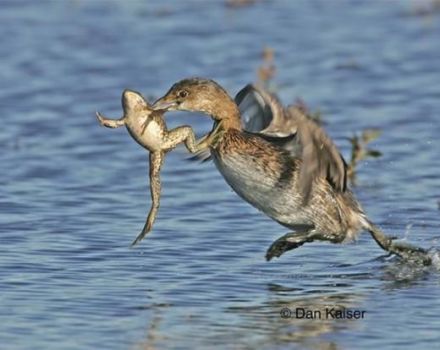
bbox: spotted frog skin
[96,89,220,245]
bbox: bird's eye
[178,90,188,98]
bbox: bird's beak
[152,97,177,111]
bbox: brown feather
[235,84,347,203]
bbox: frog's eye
[178,90,188,98]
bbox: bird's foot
[390,241,431,266]
[266,232,311,261]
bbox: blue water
[1,0,440,349]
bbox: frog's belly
[126,120,163,152]
[212,152,311,229]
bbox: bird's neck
[209,96,242,131]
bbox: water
[1,0,440,349]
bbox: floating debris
[153,6,173,17]
[335,59,362,71]
[256,46,276,90]
[225,0,256,9]
[407,0,440,17]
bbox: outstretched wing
[287,106,347,201]
[236,84,347,201]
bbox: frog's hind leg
[131,151,164,246]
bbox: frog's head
[122,89,150,116]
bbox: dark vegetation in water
[407,0,440,17]
[346,129,383,183]
[225,0,257,9]
[256,46,276,90]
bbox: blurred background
[1,0,440,349]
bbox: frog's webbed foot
[96,112,125,128]
[131,227,148,247]
[187,148,212,163]
[186,129,219,162]
[131,215,156,246]
[266,229,316,261]
[131,152,163,247]
[206,120,226,146]
[189,120,226,155]
[193,134,210,152]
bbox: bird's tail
[365,220,431,265]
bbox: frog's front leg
[131,151,164,246]
[96,112,125,128]
[161,126,205,153]
[182,121,226,151]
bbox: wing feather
[236,85,347,201]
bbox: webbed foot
[390,241,431,266]
[367,223,431,265]
[266,231,313,261]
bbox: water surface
[1,1,440,349]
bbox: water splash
[427,248,440,270]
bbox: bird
[152,78,431,265]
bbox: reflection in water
[136,304,169,350]
[135,256,439,349]
[227,288,364,350]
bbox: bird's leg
[96,112,125,128]
[266,229,317,261]
[131,151,164,246]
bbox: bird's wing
[286,106,347,201]
[236,85,347,201]
[235,84,285,133]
